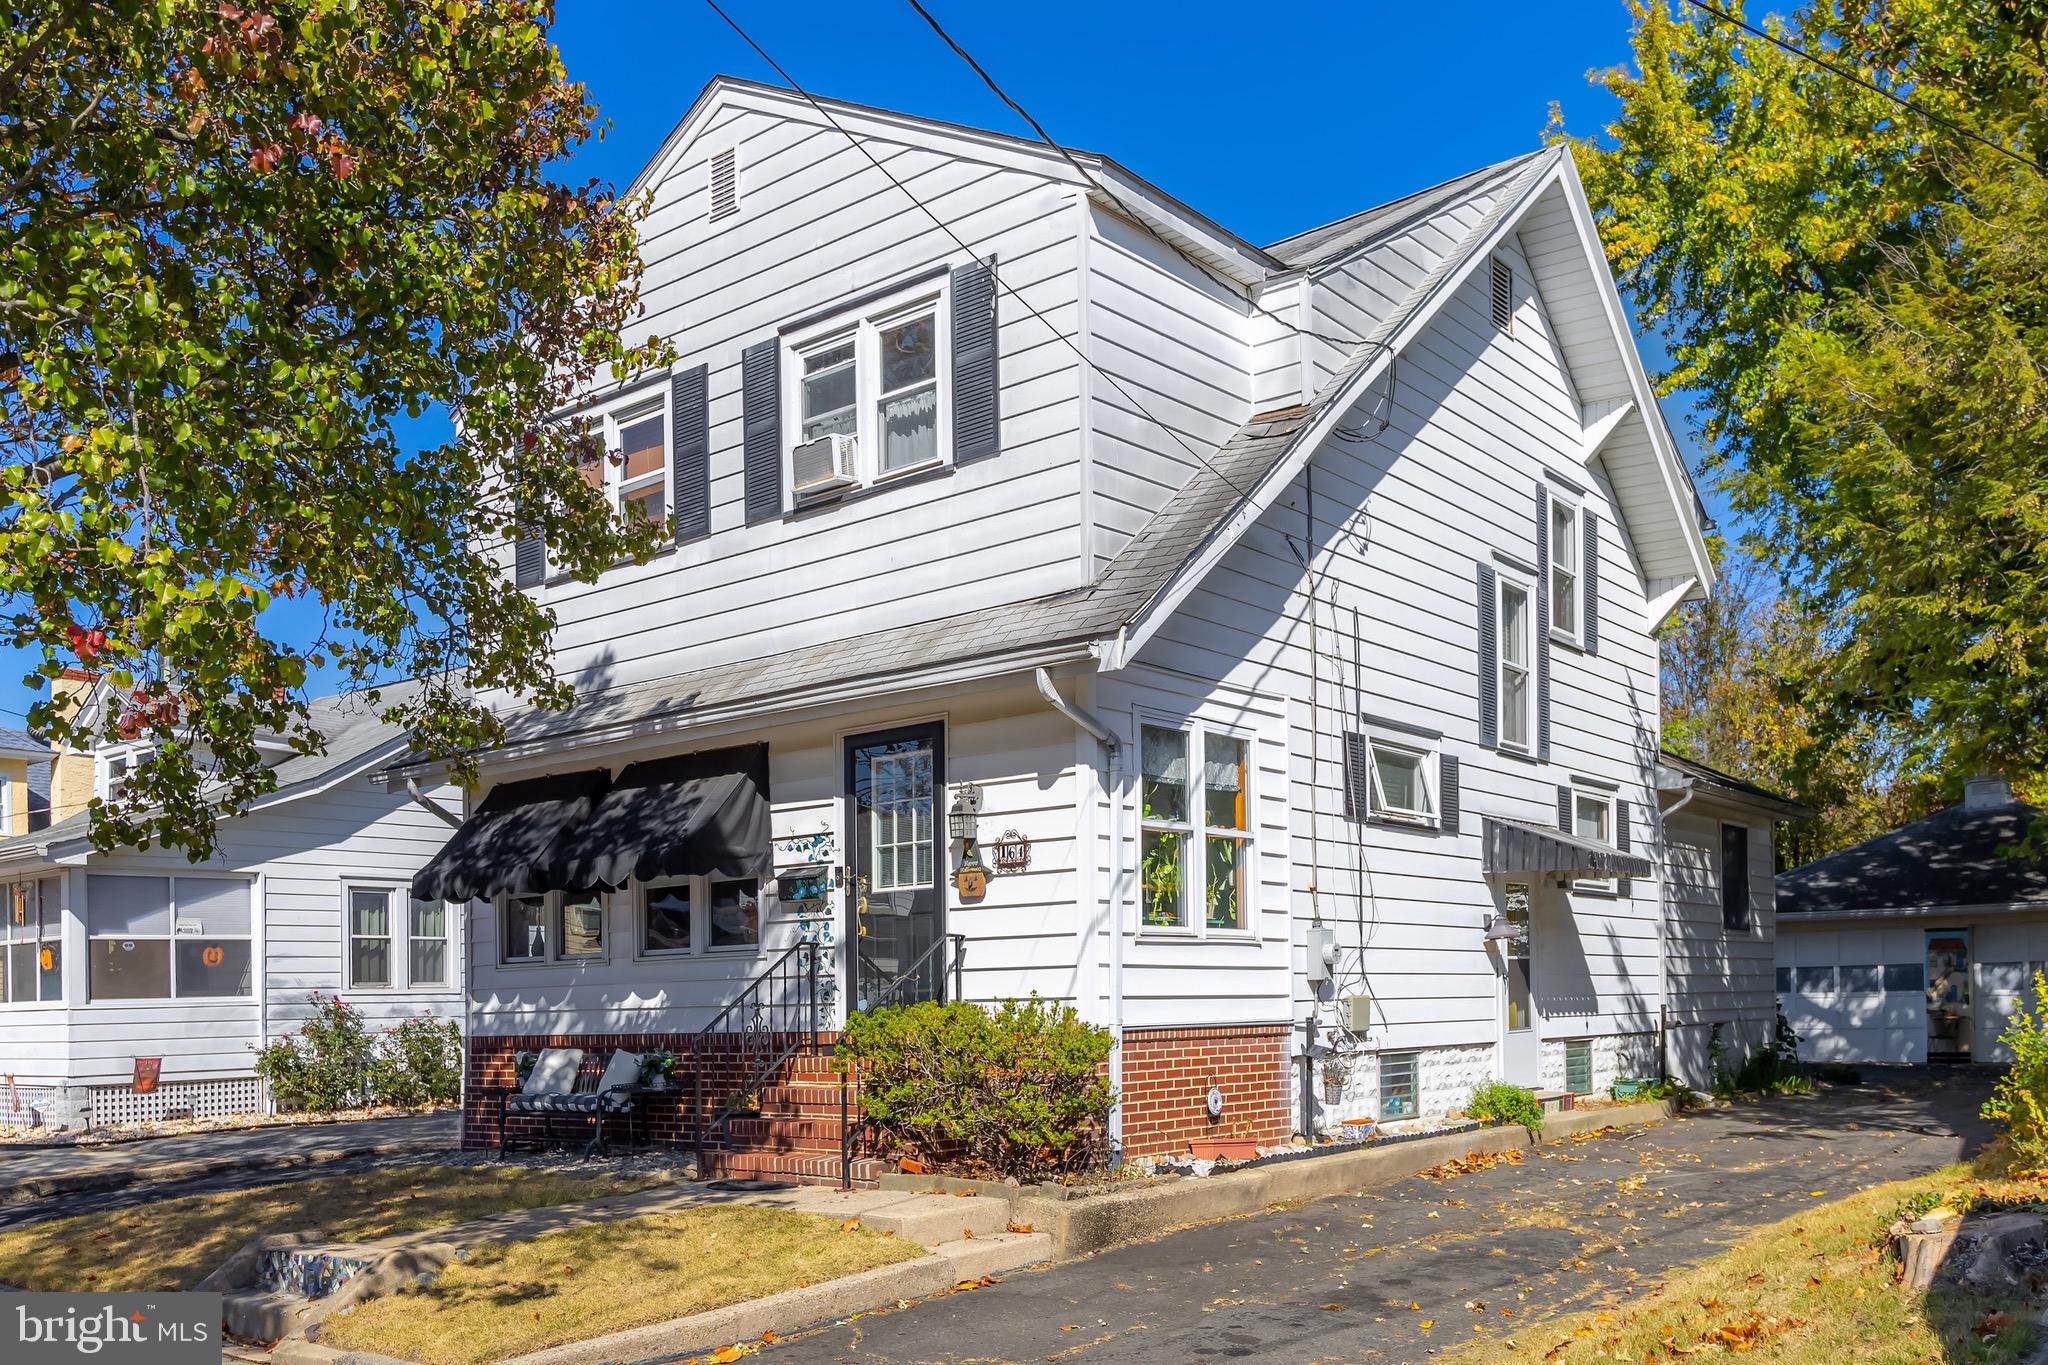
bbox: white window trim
[1363,733,1438,828]
[1570,785,1619,894]
[0,772,11,837]
[1495,570,1536,755]
[548,386,672,577]
[84,873,255,1002]
[95,741,153,802]
[1,877,63,1007]
[630,873,765,962]
[784,277,952,500]
[1548,490,1582,646]
[1135,714,1257,940]
[341,881,452,990]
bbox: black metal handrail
[861,932,966,1014]
[691,937,821,1172]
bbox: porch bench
[496,1047,644,1158]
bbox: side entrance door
[1500,881,1542,1085]
[845,723,948,1012]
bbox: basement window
[1564,1039,1592,1094]
[1378,1052,1418,1120]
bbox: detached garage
[1776,777,2048,1065]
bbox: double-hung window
[498,890,609,965]
[97,742,152,802]
[1549,495,1580,643]
[85,874,252,1000]
[787,280,950,499]
[1139,721,1253,934]
[1496,575,1534,752]
[634,875,762,958]
[574,394,669,531]
[1,877,63,1004]
[1573,788,1617,893]
[345,884,451,989]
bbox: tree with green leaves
[1558,0,2048,804]
[2,0,668,856]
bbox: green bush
[836,996,1115,1180]
[256,994,375,1112]
[256,995,461,1113]
[1466,1080,1545,1136]
[1982,970,2048,1170]
[368,1013,462,1107]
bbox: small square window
[503,893,548,963]
[1369,742,1434,823]
[642,879,693,955]
[1883,963,1924,993]
[560,894,606,958]
[709,879,761,950]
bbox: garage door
[1776,927,1927,1065]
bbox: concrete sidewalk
[0,1112,456,1205]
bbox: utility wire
[699,0,1264,506]
[1682,0,2045,177]
[902,0,1376,357]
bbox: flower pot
[1189,1139,1259,1162]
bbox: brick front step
[725,1115,847,1149]
[756,1083,857,1112]
[704,1147,889,1187]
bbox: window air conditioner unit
[792,433,857,497]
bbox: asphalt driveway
[758,1068,1997,1365]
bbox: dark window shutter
[1438,754,1460,836]
[670,364,710,544]
[1615,798,1632,898]
[1342,732,1370,820]
[951,258,1000,463]
[1534,482,1552,762]
[512,459,544,587]
[1557,784,1573,833]
[1476,565,1498,750]
[741,339,781,524]
[1583,508,1600,655]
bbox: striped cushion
[507,1091,631,1116]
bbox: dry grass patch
[1443,1147,2044,1364]
[318,1204,928,1365]
[0,1165,664,1292]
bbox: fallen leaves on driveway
[1422,1148,1527,1180]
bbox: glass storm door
[846,723,946,1011]
[1500,882,1541,1085]
[1927,930,1972,1061]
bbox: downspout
[1035,667,1127,1164]
[405,776,468,1127]
[1654,780,1697,1082]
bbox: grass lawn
[0,1165,665,1293]
[318,1204,928,1365]
[1443,1144,2044,1364]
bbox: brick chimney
[45,668,101,825]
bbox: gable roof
[0,726,47,763]
[0,683,422,865]
[1778,790,2048,917]
[1264,151,1547,269]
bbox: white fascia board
[1107,154,1568,670]
[1781,901,2048,925]
[1084,163,1282,288]
[1551,155,1716,594]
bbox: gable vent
[709,148,739,221]
[1489,257,1513,332]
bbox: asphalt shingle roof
[1776,794,2048,916]
[1263,150,1547,269]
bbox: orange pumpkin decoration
[38,946,53,972]
[202,944,225,967]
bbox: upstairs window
[1367,739,1436,825]
[1496,575,1534,753]
[575,397,668,531]
[786,280,951,500]
[1549,495,1580,643]
[1573,788,1617,893]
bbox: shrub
[369,1013,462,1108]
[1466,1080,1545,1136]
[256,994,375,1112]
[1982,970,2048,1170]
[1638,1078,1704,1110]
[836,996,1115,1180]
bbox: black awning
[411,768,610,903]
[549,743,772,893]
[1482,815,1653,880]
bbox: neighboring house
[1777,776,2045,1066]
[391,76,1718,1175]
[1655,750,1807,1089]
[0,677,464,1130]
[0,726,50,839]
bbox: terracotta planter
[1189,1139,1259,1162]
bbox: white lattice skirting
[1,1085,64,1131]
[87,1076,266,1126]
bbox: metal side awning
[411,768,610,903]
[549,743,772,892]
[1482,814,1652,880]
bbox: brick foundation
[1117,1023,1293,1159]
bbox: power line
[1682,0,2045,177]
[698,0,1265,506]
[902,0,1375,357]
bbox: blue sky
[3,0,1723,728]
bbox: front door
[1500,881,1542,1084]
[1927,929,1972,1062]
[846,723,947,1011]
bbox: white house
[392,76,1730,1175]
[0,678,464,1130]
[1778,777,2046,1066]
